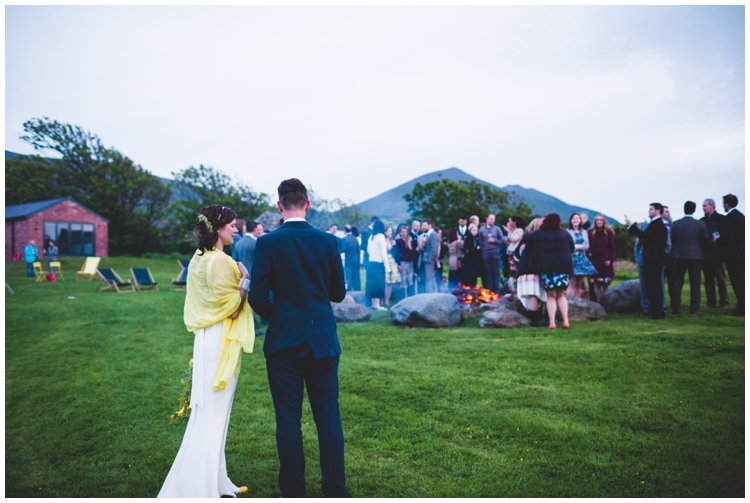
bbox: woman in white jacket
[366,219,390,311]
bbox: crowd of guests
[325,211,617,328]
[326,192,744,327]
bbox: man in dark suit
[626,203,668,319]
[343,225,361,291]
[457,215,469,240]
[249,178,350,498]
[410,220,425,293]
[670,201,709,314]
[718,193,744,316]
[700,199,730,308]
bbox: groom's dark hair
[278,178,308,210]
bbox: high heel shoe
[549,322,556,330]
[562,322,570,329]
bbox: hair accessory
[198,213,213,231]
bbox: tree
[403,178,536,231]
[166,165,271,253]
[7,118,173,255]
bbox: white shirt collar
[728,207,738,214]
[284,217,306,223]
[684,214,695,219]
[650,215,661,222]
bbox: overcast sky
[6,5,745,221]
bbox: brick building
[5,197,108,261]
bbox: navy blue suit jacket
[249,220,346,359]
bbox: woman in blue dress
[566,213,598,297]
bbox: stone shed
[5,197,109,260]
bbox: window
[43,221,96,256]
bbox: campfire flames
[453,284,500,305]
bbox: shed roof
[5,196,110,223]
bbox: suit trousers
[482,251,502,293]
[644,262,666,319]
[725,260,744,314]
[266,351,346,498]
[425,261,438,293]
[672,259,703,313]
[345,263,361,291]
[703,256,730,308]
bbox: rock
[390,293,462,327]
[348,291,367,305]
[332,303,371,322]
[479,306,531,328]
[564,295,607,321]
[600,280,642,313]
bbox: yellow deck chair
[49,261,64,280]
[33,262,46,282]
[76,257,101,282]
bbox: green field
[5,256,744,497]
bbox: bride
[159,204,255,498]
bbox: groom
[249,178,350,498]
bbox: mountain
[353,167,619,225]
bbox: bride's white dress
[158,321,242,498]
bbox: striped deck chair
[170,260,189,291]
[96,267,136,293]
[131,267,158,292]
[76,257,101,282]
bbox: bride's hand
[237,262,249,279]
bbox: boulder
[565,295,607,321]
[390,293,462,327]
[479,306,531,328]
[600,280,642,313]
[332,303,371,322]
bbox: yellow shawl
[184,248,255,391]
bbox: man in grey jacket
[422,219,441,293]
[477,214,505,293]
[670,201,709,314]
[234,221,265,335]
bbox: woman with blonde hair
[586,214,616,302]
[159,204,254,497]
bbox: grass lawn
[5,256,744,497]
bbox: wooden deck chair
[76,257,101,282]
[170,260,189,291]
[33,262,46,282]
[96,267,136,293]
[50,261,65,280]
[131,267,158,292]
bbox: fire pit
[452,284,500,306]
